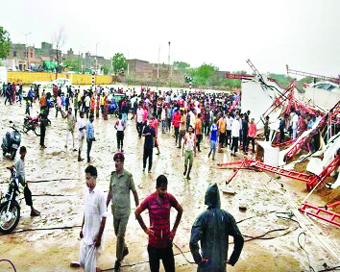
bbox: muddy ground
[1,94,340,272]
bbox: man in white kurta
[79,165,107,272]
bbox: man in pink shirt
[143,105,149,124]
[247,118,257,154]
[55,95,62,118]
[135,175,183,272]
[152,114,160,155]
[172,109,181,146]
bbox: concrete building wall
[127,59,185,86]
[7,71,113,85]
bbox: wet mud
[1,96,340,271]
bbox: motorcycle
[1,122,21,160]
[0,169,21,234]
[23,114,51,136]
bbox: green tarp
[43,61,56,70]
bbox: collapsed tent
[305,132,340,188]
[304,82,340,110]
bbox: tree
[173,61,190,72]
[112,53,127,81]
[63,57,81,72]
[101,64,111,75]
[195,63,219,87]
[267,73,292,88]
[52,27,66,71]
[0,26,11,60]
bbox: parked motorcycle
[0,169,21,234]
[23,114,51,136]
[1,122,21,160]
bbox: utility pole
[95,43,100,89]
[95,43,100,73]
[157,45,160,91]
[126,49,130,77]
[168,41,170,71]
[79,45,86,74]
[22,32,31,70]
[171,52,174,76]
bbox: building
[127,59,185,86]
[7,43,27,70]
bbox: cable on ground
[297,231,315,272]
[27,178,78,183]
[0,259,17,272]
[0,225,82,235]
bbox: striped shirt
[140,192,179,248]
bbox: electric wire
[0,259,17,272]
[298,231,316,272]
[261,171,340,266]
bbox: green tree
[173,61,190,72]
[63,57,81,72]
[0,26,11,59]
[101,64,111,75]
[112,53,127,78]
[195,63,219,87]
[267,73,292,88]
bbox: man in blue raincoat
[190,183,244,272]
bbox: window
[30,52,33,58]
[13,51,17,57]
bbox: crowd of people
[3,79,340,271]
[2,83,257,272]
[277,109,323,151]
[4,82,264,167]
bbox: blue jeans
[87,138,93,162]
[210,140,217,152]
[122,113,127,123]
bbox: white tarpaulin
[241,78,282,130]
[306,132,340,187]
[304,86,340,110]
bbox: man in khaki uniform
[106,152,139,272]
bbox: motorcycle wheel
[10,150,16,160]
[0,200,20,234]
[33,125,41,136]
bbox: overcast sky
[2,0,340,77]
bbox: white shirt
[14,158,25,179]
[136,108,144,123]
[184,133,196,151]
[78,117,87,137]
[84,96,91,107]
[291,114,299,130]
[161,108,166,121]
[82,187,107,246]
[116,119,125,131]
[226,116,234,130]
[189,111,196,127]
[231,119,241,137]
